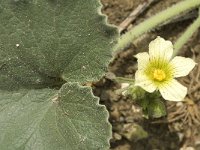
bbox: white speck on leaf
[16,44,20,47]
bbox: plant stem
[173,8,200,56]
[115,77,135,83]
[114,0,200,51]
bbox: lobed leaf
[0,83,111,150]
[0,0,118,149]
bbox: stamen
[153,69,166,81]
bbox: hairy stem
[115,77,135,83]
[114,0,200,51]
[173,8,200,56]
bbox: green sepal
[147,98,166,118]
[128,86,167,118]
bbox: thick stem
[114,0,200,51]
[173,8,200,56]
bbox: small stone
[177,132,184,142]
[121,83,130,89]
[110,91,120,102]
[131,105,141,113]
[180,147,195,150]
[119,116,125,122]
[110,105,120,120]
[113,132,122,141]
[176,102,183,107]
[125,116,134,123]
[100,91,109,101]
[113,143,131,150]
[121,123,148,141]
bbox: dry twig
[119,0,198,34]
[118,0,159,33]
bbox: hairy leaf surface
[0,0,118,149]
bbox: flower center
[153,69,166,81]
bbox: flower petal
[135,52,150,70]
[170,56,196,77]
[149,36,173,61]
[135,70,157,93]
[159,79,187,101]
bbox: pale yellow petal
[135,52,150,70]
[159,79,187,101]
[170,56,196,77]
[149,36,173,61]
[135,70,157,93]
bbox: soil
[93,0,200,150]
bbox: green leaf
[0,0,118,149]
[0,0,118,90]
[0,83,111,150]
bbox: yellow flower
[135,36,196,101]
